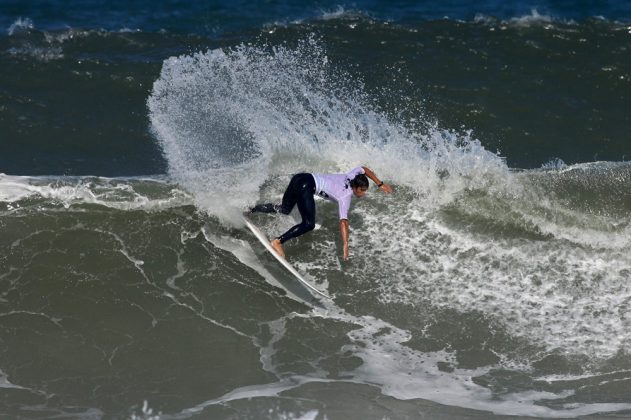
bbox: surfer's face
[352,186,368,198]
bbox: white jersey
[311,167,365,220]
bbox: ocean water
[2,1,631,419]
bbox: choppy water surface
[2,1,631,418]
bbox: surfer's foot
[251,203,281,214]
[270,239,286,259]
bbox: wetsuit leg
[251,173,308,215]
[277,175,316,244]
[276,174,301,215]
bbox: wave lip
[0,174,191,211]
[7,17,34,36]
[148,37,508,224]
[508,8,555,25]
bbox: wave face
[3,1,631,418]
[2,166,631,418]
[145,37,631,417]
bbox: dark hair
[350,174,369,189]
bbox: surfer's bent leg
[277,174,316,244]
[251,173,307,214]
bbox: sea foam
[148,38,508,225]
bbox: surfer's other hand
[379,183,393,193]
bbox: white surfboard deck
[242,215,331,300]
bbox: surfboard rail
[242,215,331,300]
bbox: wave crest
[147,37,507,223]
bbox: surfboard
[242,215,331,300]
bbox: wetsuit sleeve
[338,195,352,220]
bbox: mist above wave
[148,37,507,224]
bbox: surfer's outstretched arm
[340,219,349,261]
[361,166,393,193]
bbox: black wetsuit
[251,173,316,243]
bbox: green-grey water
[2,1,631,419]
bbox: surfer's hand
[379,183,393,193]
[339,219,350,261]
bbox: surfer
[251,166,392,260]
